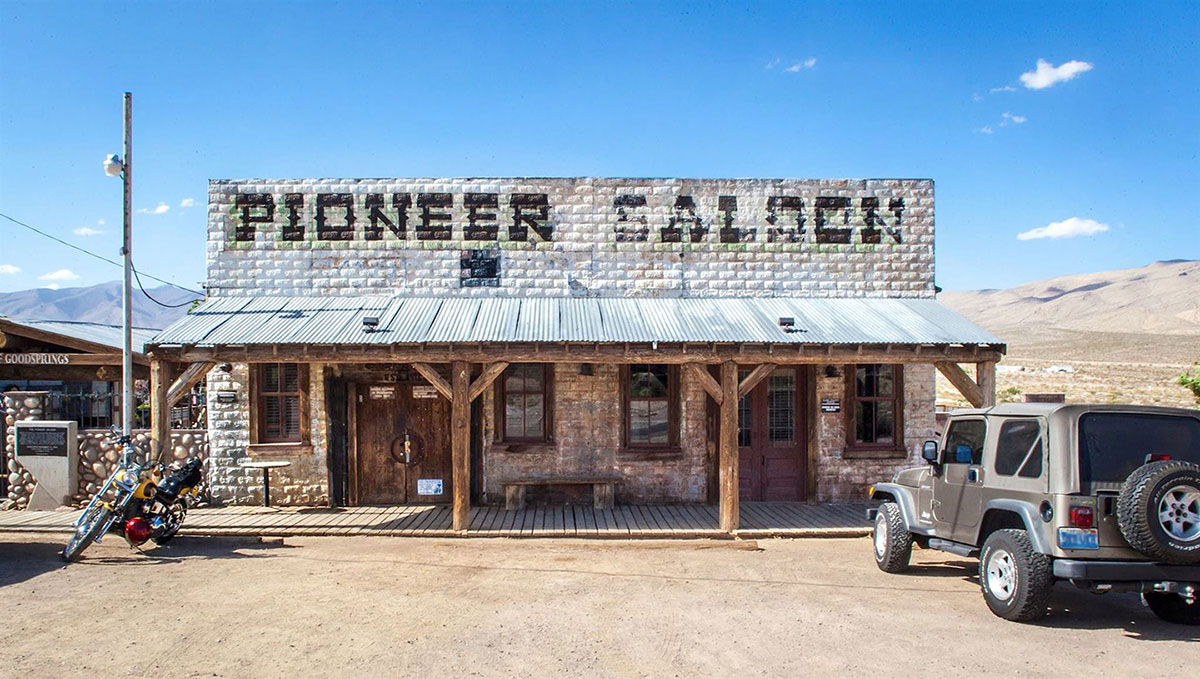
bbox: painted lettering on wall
[228,192,904,247]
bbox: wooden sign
[2,353,71,365]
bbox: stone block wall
[207,178,934,299]
[813,364,937,501]
[205,363,329,506]
[3,391,207,509]
[480,364,709,505]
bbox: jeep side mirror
[922,440,939,463]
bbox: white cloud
[43,283,60,290]
[180,197,196,208]
[73,226,103,236]
[1000,112,1027,126]
[765,57,781,70]
[990,85,1018,93]
[39,268,80,281]
[977,125,994,134]
[784,58,817,72]
[137,203,170,215]
[1019,58,1093,89]
[1017,217,1109,241]
[0,264,20,275]
[97,219,106,226]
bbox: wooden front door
[737,367,808,501]
[354,382,452,505]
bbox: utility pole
[121,92,133,438]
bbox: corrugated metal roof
[2,318,159,353]
[150,296,1004,348]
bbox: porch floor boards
[0,502,872,539]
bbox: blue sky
[1,1,1197,294]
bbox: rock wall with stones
[205,363,329,506]
[480,364,709,505]
[3,391,208,509]
[813,364,937,501]
[207,178,934,298]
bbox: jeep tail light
[1069,506,1094,529]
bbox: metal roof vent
[362,316,380,333]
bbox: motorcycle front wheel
[61,505,112,562]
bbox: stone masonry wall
[207,178,934,299]
[205,363,329,506]
[814,364,937,501]
[480,364,709,505]
[3,391,207,509]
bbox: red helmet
[124,517,151,545]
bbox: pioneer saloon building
[146,177,1003,532]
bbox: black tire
[978,529,1054,622]
[151,504,186,546]
[1117,460,1200,564]
[61,505,112,562]
[872,502,913,573]
[1143,592,1200,625]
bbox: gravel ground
[1,534,1196,678]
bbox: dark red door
[737,367,807,501]
[355,382,452,505]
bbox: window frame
[495,363,554,443]
[940,417,987,466]
[251,362,309,446]
[993,418,1044,477]
[620,364,681,451]
[844,363,905,452]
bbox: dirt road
[1,534,1195,677]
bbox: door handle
[404,433,412,465]
[968,468,980,483]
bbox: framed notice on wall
[820,398,841,413]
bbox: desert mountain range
[0,281,197,329]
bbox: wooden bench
[500,477,619,510]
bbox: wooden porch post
[149,358,169,462]
[451,360,470,532]
[977,360,997,407]
[719,360,739,533]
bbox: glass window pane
[875,402,895,444]
[282,363,299,392]
[856,365,874,398]
[768,371,795,443]
[524,394,544,438]
[263,363,280,393]
[264,395,281,433]
[505,394,525,439]
[738,394,752,447]
[504,371,525,393]
[629,400,651,443]
[995,420,1040,475]
[876,365,894,397]
[631,365,668,398]
[522,365,543,392]
[944,420,987,464]
[646,399,668,444]
[1019,440,1044,478]
[283,395,300,438]
[856,401,875,443]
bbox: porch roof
[148,295,1003,349]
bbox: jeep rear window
[1078,413,1200,484]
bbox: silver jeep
[868,403,1200,624]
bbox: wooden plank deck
[0,502,871,539]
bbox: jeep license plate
[1058,528,1099,550]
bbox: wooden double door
[354,382,452,505]
[737,367,809,501]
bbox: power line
[0,210,205,296]
[132,262,201,308]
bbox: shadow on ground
[0,536,292,588]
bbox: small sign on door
[417,479,444,495]
[369,385,396,400]
[412,385,440,399]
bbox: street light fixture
[104,93,134,440]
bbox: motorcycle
[61,426,205,562]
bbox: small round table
[239,460,292,507]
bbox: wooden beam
[737,362,777,398]
[165,361,213,408]
[156,343,1005,366]
[149,359,170,462]
[0,318,151,364]
[976,360,997,407]
[936,361,985,408]
[450,361,471,532]
[719,360,739,533]
[411,362,453,401]
[468,361,509,402]
[685,363,723,405]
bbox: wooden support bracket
[166,361,214,408]
[469,361,509,402]
[935,361,985,408]
[685,363,723,405]
[412,362,453,401]
[737,363,777,398]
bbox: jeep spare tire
[1116,460,1200,564]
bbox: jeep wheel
[979,529,1054,622]
[1143,592,1200,625]
[1117,460,1200,564]
[872,502,912,573]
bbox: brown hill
[939,260,1200,337]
